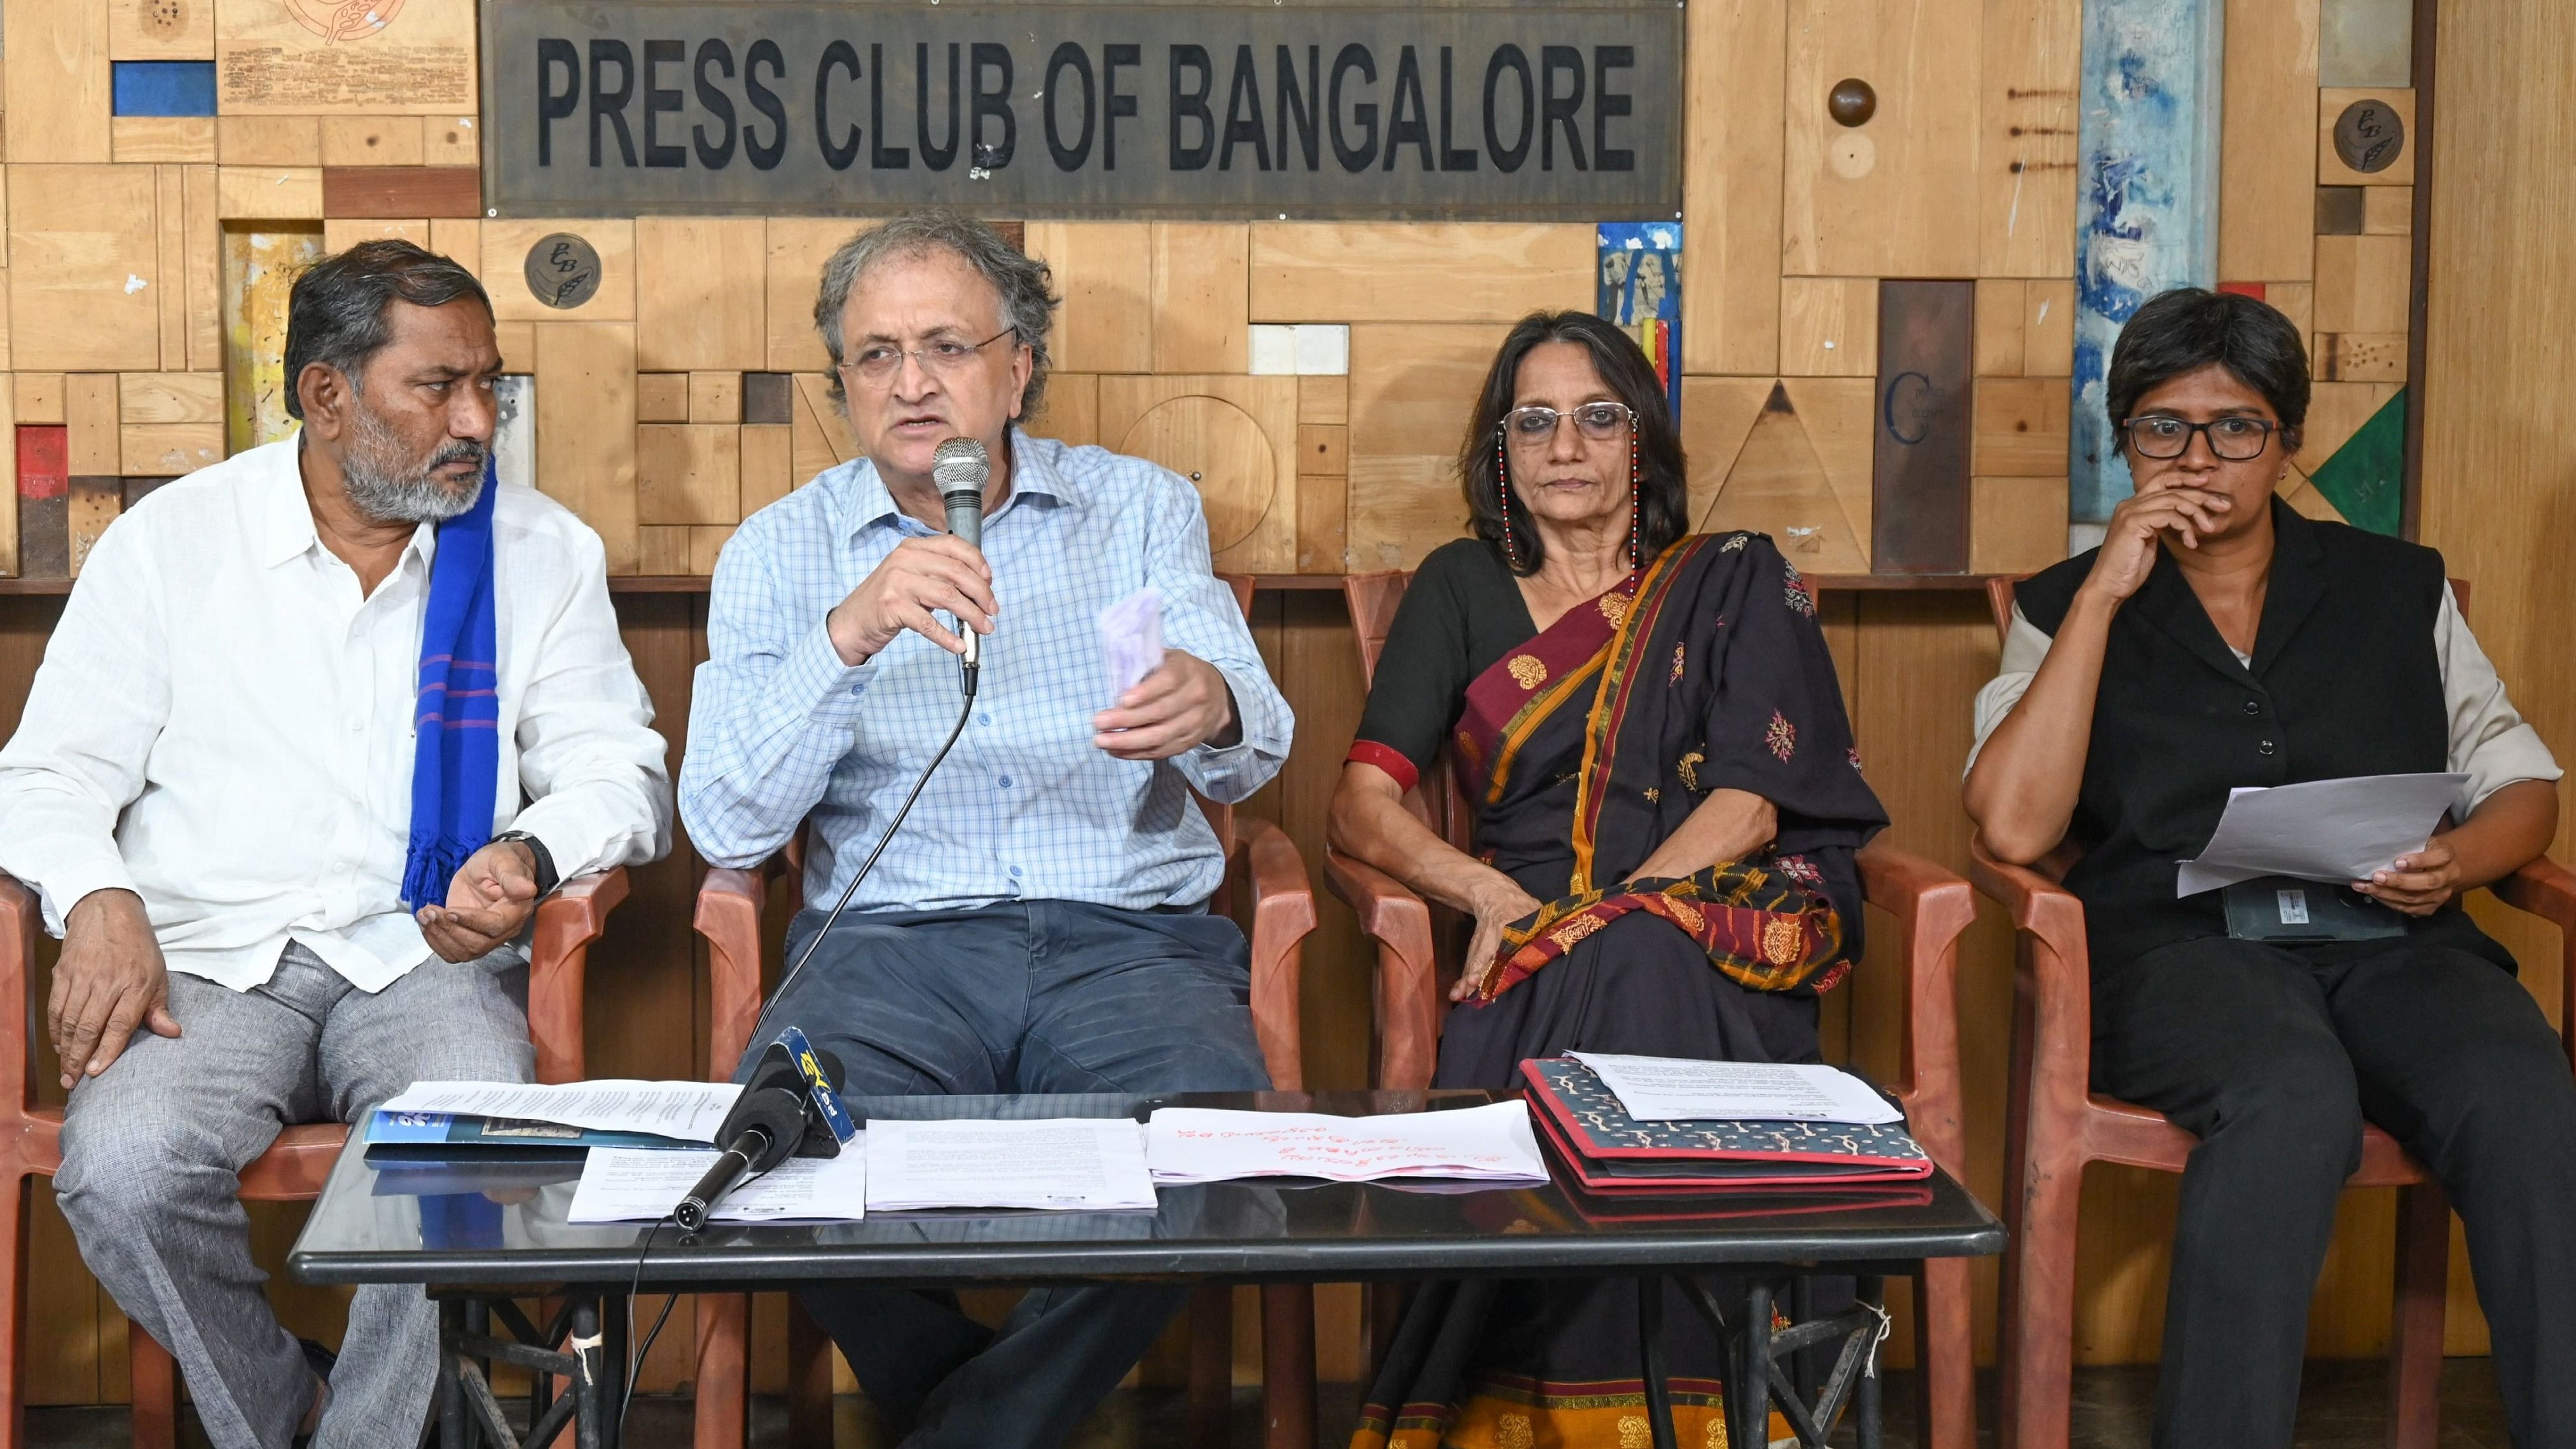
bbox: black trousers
[738,901,1273,1449]
[2092,934,2576,1449]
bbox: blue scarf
[400,458,502,909]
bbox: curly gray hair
[811,212,1059,417]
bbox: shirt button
[2242,700,2262,715]
[979,714,993,726]
[998,776,1014,788]
[2258,739,2276,756]
[850,685,864,696]
[1009,865,1022,877]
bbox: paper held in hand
[1145,1102,1548,1184]
[376,1080,743,1144]
[1567,1053,1905,1126]
[865,1118,1157,1212]
[1099,586,1165,701]
[568,1146,869,1223]
[2173,773,2470,896]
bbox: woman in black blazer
[1964,288,2575,1448]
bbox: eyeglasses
[2122,415,2278,462]
[839,326,1017,387]
[1501,402,1636,446]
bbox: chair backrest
[1340,570,1472,853]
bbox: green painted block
[2307,387,2406,536]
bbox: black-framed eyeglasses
[1501,402,1637,446]
[2121,414,2278,462]
[839,326,1017,387]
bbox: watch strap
[490,830,560,898]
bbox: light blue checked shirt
[679,430,1293,913]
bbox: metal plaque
[522,232,605,309]
[2332,98,2406,174]
[480,0,1682,219]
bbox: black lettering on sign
[590,38,638,167]
[1169,44,1215,170]
[1540,45,1585,170]
[693,39,737,169]
[537,38,579,167]
[745,39,789,170]
[1484,44,1532,173]
[1383,45,1431,171]
[970,42,1016,168]
[1436,46,1476,171]
[1330,43,1377,172]
[1276,45,1320,172]
[1103,43,1140,170]
[643,39,685,167]
[1594,46,1634,172]
[919,42,961,170]
[871,43,909,168]
[1220,44,1267,170]
[817,41,862,171]
[1044,42,1095,170]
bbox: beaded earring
[1628,427,1643,568]
[1496,427,1520,568]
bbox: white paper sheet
[865,1119,1157,1212]
[1098,586,1166,701]
[2173,773,2469,896]
[1568,1053,1905,1125]
[376,1081,743,1144]
[567,1145,869,1223]
[1145,1102,1547,1184]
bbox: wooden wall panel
[1683,0,1789,374]
[765,218,855,373]
[1150,224,1249,374]
[5,0,113,163]
[1246,224,1591,325]
[1978,0,2083,277]
[1782,0,1982,278]
[637,219,767,373]
[8,167,164,373]
[1024,222,1154,374]
[533,323,640,573]
[1346,324,1509,570]
[2219,0,2322,280]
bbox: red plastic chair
[1321,567,1985,1449]
[686,574,1321,1449]
[0,865,629,1449]
[1971,573,2576,1449]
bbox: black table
[291,1089,2002,1449]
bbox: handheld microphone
[932,437,990,694]
[674,1036,848,1232]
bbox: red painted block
[2217,281,2269,300]
[17,425,70,579]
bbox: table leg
[570,1296,607,1449]
[439,1298,471,1449]
[1636,1276,1678,1449]
[1790,1276,1817,1403]
[1854,1276,1885,1449]
[1731,1279,1773,1449]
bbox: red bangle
[1344,740,1421,795]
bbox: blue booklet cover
[363,1109,692,1160]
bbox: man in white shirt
[0,241,671,1448]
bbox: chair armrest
[1232,817,1316,1092]
[527,867,630,1084]
[1323,846,1443,1092]
[696,866,771,1080]
[0,872,31,1113]
[1855,844,1976,1180]
[2492,855,2576,1068]
[1967,835,2097,1128]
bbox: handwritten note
[1145,1102,1548,1184]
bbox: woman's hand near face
[1454,877,1546,1003]
[2081,484,2235,605]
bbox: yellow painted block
[1779,278,1877,377]
[216,167,325,220]
[8,166,164,372]
[112,117,217,163]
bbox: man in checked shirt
[678,212,1294,1447]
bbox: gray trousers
[56,942,532,1449]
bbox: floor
[23,1358,2517,1447]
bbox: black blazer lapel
[2250,498,2329,678]
[2132,547,2256,682]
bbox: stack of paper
[568,1146,869,1224]
[1145,1102,1548,1184]
[377,1080,743,1144]
[2174,773,2468,895]
[1569,1053,1904,1125]
[865,1119,1157,1212]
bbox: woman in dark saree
[1328,312,1888,1447]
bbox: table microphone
[932,437,989,694]
[673,1038,847,1232]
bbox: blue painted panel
[111,60,217,118]
[2069,0,2224,525]
[1597,221,1683,422]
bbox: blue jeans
[734,900,1271,1449]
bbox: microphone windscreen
[933,437,989,548]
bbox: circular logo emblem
[284,0,405,42]
[2332,99,2406,174]
[523,233,603,312]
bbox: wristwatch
[488,830,561,898]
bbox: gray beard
[339,404,488,524]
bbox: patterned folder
[1520,1057,1934,1191]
